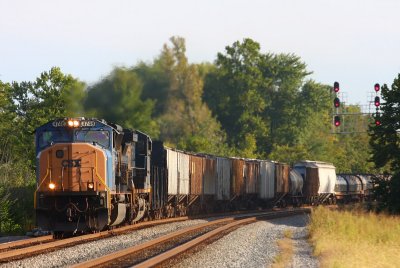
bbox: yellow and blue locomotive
[34,118,152,237]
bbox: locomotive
[34,118,153,237]
[34,118,374,237]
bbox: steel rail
[0,216,188,262]
[0,235,53,251]
[72,209,310,268]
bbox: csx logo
[62,159,81,167]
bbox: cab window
[38,130,71,149]
[75,130,110,148]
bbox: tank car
[34,118,152,237]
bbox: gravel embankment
[1,219,209,268]
[173,214,319,268]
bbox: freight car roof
[294,160,335,169]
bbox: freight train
[34,118,374,237]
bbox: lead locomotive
[34,118,153,237]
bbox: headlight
[49,182,56,190]
[88,182,94,190]
[67,119,80,127]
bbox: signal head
[334,115,341,127]
[333,82,340,93]
[375,120,381,126]
[374,83,380,92]
[374,96,380,107]
[334,97,340,108]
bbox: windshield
[74,130,110,148]
[38,130,72,149]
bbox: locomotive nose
[37,143,107,192]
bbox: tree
[370,77,400,172]
[369,74,400,213]
[204,38,310,157]
[85,67,159,138]
[137,37,228,155]
[6,67,84,165]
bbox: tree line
[0,36,396,234]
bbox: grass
[272,229,293,268]
[308,206,400,268]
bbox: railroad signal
[374,113,381,126]
[374,96,380,107]
[333,82,340,93]
[334,97,340,108]
[374,83,380,92]
[334,115,341,127]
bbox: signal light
[334,97,340,108]
[333,82,340,93]
[374,83,380,92]
[334,116,341,127]
[374,112,381,126]
[374,96,380,107]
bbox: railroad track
[0,217,188,263]
[0,235,53,253]
[72,208,311,268]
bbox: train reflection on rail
[34,118,375,238]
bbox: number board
[80,121,96,127]
[52,120,67,127]
[51,120,96,127]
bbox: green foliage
[5,67,85,165]
[137,37,229,155]
[0,187,21,234]
[370,75,400,171]
[85,67,159,138]
[204,38,312,157]
[369,74,400,213]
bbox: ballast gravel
[1,214,318,268]
[1,219,209,268]
[173,214,319,268]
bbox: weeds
[272,229,294,268]
[309,206,400,268]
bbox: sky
[1,0,399,105]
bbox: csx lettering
[62,159,81,167]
